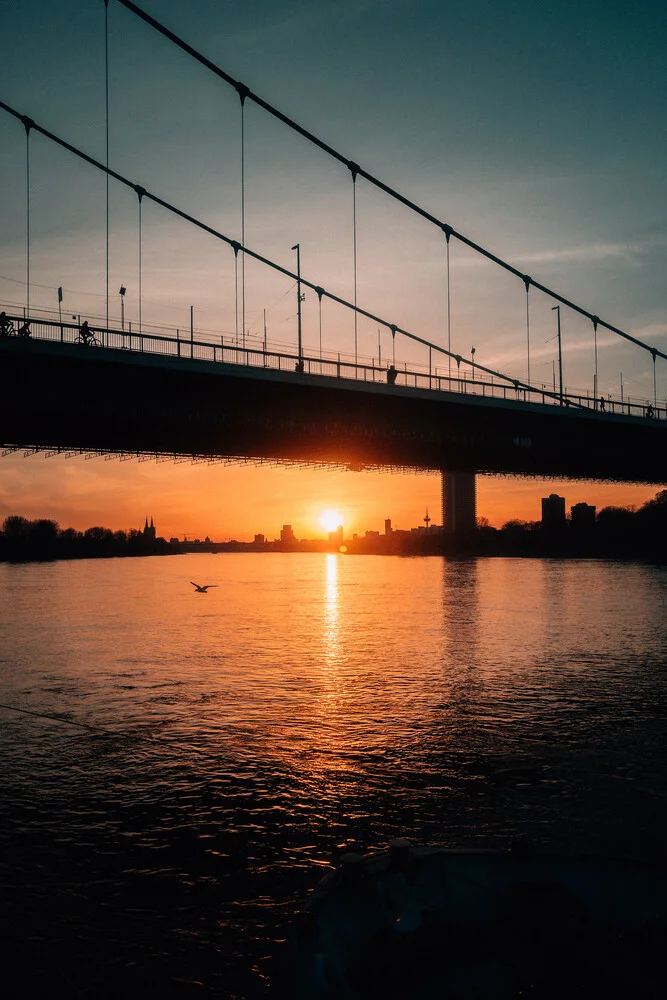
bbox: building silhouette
[143,516,156,541]
[280,524,296,545]
[442,472,477,534]
[570,502,596,527]
[541,494,566,526]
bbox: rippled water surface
[2,554,667,997]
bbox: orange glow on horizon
[0,453,662,542]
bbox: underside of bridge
[1,339,665,485]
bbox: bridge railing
[2,312,664,422]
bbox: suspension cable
[0,99,605,402]
[108,0,665,365]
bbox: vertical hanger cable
[25,121,31,317]
[240,95,246,350]
[105,0,109,332]
[524,276,531,385]
[445,229,451,380]
[234,247,239,347]
[352,168,358,365]
[136,188,144,335]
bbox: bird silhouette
[190,581,217,593]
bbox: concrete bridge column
[441,471,477,535]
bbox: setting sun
[319,509,344,533]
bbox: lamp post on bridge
[119,285,126,332]
[291,243,304,372]
[551,305,564,405]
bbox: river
[1,554,666,997]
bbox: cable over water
[0,98,588,403]
[110,0,666,363]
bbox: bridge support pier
[441,471,477,536]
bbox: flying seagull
[190,581,217,593]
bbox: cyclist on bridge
[0,312,13,337]
[79,320,94,345]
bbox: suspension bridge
[1,0,665,528]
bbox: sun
[319,509,344,533]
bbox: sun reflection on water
[323,553,340,671]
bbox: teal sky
[0,0,665,533]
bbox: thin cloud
[513,242,647,267]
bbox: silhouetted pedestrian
[387,364,397,386]
[599,396,606,412]
[295,359,304,373]
[646,404,654,419]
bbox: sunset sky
[1,0,665,538]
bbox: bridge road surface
[1,337,665,484]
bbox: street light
[291,244,304,371]
[551,305,564,405]
[119,285,126,331]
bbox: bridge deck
[1,317,665,483]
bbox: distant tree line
[0,516,179,563]
[472,489,667,560]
